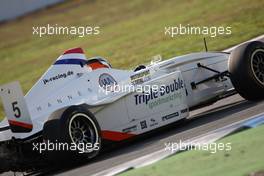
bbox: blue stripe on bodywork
[54,59,86,65]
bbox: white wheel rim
[68,113,99,153]
[251,49,264,86]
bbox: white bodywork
[0,48,232,142]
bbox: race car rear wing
[0,82,33,133]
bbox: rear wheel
[228,41,264,100]
[43,106,101,162]
[67,112,101,158]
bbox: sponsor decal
[181,108,188,114]
[130,70,151,85]
[122,125,137,133]
[149,118,158,127]
[99,73,117,89]
[140,120,147,129]
[134,78,184,109]
[43,70,74,85]
[162,112,179,121]
[148,93,182,110]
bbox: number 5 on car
[0,81,33,133]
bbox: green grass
[119,125,264,176]
[0,0,264,119]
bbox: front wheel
[228,41,264,100]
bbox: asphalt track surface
[2,36,264,176]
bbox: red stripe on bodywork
[8,120,33,129]
[63,47,84,55]
[101,130,136,141]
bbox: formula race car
[0,40,264,171]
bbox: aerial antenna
[203,37,208,52]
